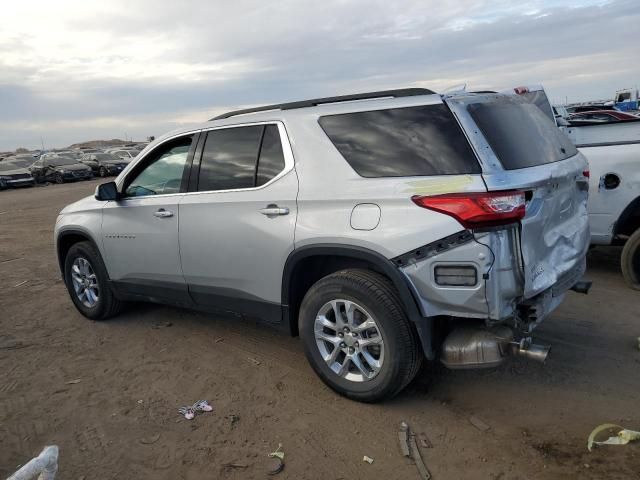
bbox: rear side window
[198,124,286,191]
[318,104,480,177]
[468,99,578,170]
[257,125,285,186]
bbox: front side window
[124,136,192,197]
[319,105,481,177]
[197,124,287,192]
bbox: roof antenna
[442,83,467,94]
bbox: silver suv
[55,88,590,402]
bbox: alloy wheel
[314,299,384,382]
[70,257,100,308]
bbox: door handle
[153,208,174,218]
[259,205,289,216]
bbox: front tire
[299,269,422,402]
[99,166,107,177]
[621,228,640,290]
[55,173,64,184]
[64,241,123,320]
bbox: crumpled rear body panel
[399,229,522,322]
[483,154,590,299]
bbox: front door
[179,123,297,323]
[102,133,197,303]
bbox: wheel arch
[282,244,434,360]
[614,195,640,238]
[56,229,102,278]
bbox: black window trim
[117,131,200,200]
[187,121,294,195]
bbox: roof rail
[210,88,436,120]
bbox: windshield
[3,159,32,168]
[49,157,79,166]
[0,162,25,172]
[468,98,578,170]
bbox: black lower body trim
[110,279,283,327]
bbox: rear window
[468,99,578,170]
[318,104,481,177]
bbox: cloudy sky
[0,0,637,151]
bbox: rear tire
[299,269,422,402]
[621,228,640,290]
[55,173,64,184]
[64,241,124,320]
[99,166,107,177]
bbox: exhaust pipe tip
[514,339,550,363]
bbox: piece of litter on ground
[139,433,161,445]
[151,321,172,329]
[587,423,640,451]
[214,337,225,343]
[137,399,144,404]
[65,379,82,384]
[178,400,213,420]
[268,444,285,475]
[398,421,411,457]
[469,416,491,432]
[408,431,432,480]
[229,414,240,427]
[249,357,261,366]
[13,280,28,288]
[419,433,433,449]
[363,455,374,464]
[223,462,248,469]
[1,257,23,264]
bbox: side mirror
[95,181,120,201]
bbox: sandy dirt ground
[1,180,639,480]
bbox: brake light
[412,191,526,228]
[582,170,590,178]
[514,86,530,95]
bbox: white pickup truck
[506,86,640,289]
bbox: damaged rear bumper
[397,227,587,327]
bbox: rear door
[178,122,297,323]
[447,94,590,298]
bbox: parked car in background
[55,88,590,402]
[30,155,93,183]
[79,153,130,177]
[0,161,36,189]
[107,149,140,160]
[567,104,612,114]
[614,88,639,112]
[569,110,638,124]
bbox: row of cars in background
[0,144,147,190]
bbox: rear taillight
[582,170,590,178]
[412,190,526,229]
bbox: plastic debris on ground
[268,443,285,475]
[178,400,213,420]
[587,423,640,451]
[398,421,432,480]
[362,455,374,464]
